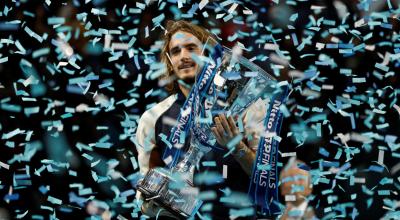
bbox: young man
[279,158,315,220]
[135,20,266,219]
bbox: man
[279,158,315,220]
[135,20,267,219]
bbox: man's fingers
[242,113,248,127]
[219,114,233,137]
[214,117,226,140]
[227,116,238,134]
[212,127,222,141]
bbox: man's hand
[211,114,242,148]
[141,199,177,219]
[211,114,256,176]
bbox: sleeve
[136,111,157,176]
[242,98,268,151]
[135,110,157,200]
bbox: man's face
[168,31,203,84]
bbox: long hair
[159,20,215,94]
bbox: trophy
[137,46,277,218]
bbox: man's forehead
[169,31,201,47]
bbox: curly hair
[160,20,215,94]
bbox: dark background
[0,0,399,219]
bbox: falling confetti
[0,1,399,219]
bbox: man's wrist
[233,141,249,157]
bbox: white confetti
[223,165,228,179]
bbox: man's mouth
[179,62,196,70]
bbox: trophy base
[138,168,203,219]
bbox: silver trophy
[137,47,277,218]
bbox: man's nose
[179,48,191,60]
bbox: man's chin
[178,70,197,84]
[180,76,195,84]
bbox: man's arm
[135,111,175,218]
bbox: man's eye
[188,46,197,51]
[170,49,179,55]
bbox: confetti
[0,1,397,219]
[0,161,10,169]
